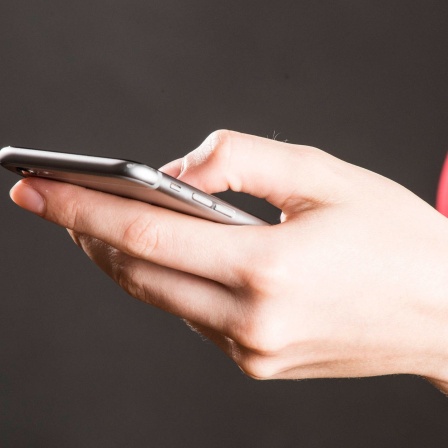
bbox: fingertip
[9,180,21,203]
[10,180,45,215]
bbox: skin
[9,130,448,394]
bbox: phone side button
[170,182,182,192]
[214,204,235,218]
[192,193,213,208]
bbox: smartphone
[0,146,268,226]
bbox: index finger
[10,177,259,286]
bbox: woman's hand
[9,130,448,392]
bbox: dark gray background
[1,1,447,447]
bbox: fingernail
[10,182,45,215]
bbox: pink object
[436,153,448,218]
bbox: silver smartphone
[0,146,268,226]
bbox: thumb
[161,130,348,210]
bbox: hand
[9,130,448,392]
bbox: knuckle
[194,129,235,166]
[206,129,233,147]
[235,303,287,356]
[243,249,290,298]
[206,129,234,161]
[115,258,148,301]
[61,197,82,230]
[243,324,285,357]
[238,355,278,380]
[122,213,160,259]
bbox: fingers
[183,320,236,356]
[158,158,183,177]
[10,178,257,286]
[70,231,237,333]
[171,130,349,211]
